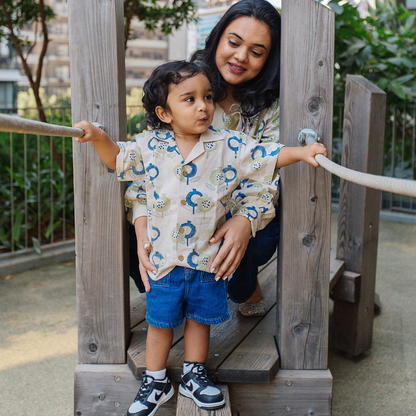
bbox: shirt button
[183,171,188,177]
[178,255,184,261]
[181,200,186,205]
[179,227,185,233]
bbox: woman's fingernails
[210,268,215,273]
[210,238,215,243]
[215,275,220,281]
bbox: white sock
[183,361,204,375]
[183,361,194,375]
[146,368,166,380]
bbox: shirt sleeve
[233,132,284,237]
[116,138,146,182]
[116,134,148,224]
[256,100,280,143]
[124,180,148,224]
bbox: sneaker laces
[192,364,212,387]
[134,375,154,403]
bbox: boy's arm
[276,142,327,168]
[134,216,158,293]
[74,121,119,170]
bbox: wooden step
[176,384,232,416]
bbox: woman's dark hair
[191,0,281,117]
[143,60,213,130]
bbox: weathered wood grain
[130,295,147,330]
[333,75,386,356]
[69,0,129,364]
[229,369,332,416]
[217,306,279,383]
[330,271,361,304]
[278,0,334,370]
[176,384,231,416]
[329,249,345,290]
[74,364,177,416]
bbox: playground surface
[1,212,415,416]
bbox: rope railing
[315,154,416,198]
[0,113,415,198]
[0,113,84,138]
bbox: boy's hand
[134,217,157,292]
[72,120,118,170]
[73,121,106,143]
[301,142,328,167]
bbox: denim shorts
[145,266,230,329]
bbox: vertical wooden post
[333,75,386,356]
[278,0,334,371]
[68,0,129,365]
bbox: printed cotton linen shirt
[117,126,283,281]
[126,100,281,233]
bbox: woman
[129,0,281,316]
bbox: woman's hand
[209,215,252,281]
[134,217,157,292]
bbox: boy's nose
[198,100,208,111]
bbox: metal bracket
[92,122,104,130]
[298,128,320,146]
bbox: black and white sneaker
[127,375,174,416]
[179,363,225,410]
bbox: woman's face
[215,16,272,88]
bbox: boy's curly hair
[142,61,214,130]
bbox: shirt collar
[149,126,225,143]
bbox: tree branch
[0,0,36,89]
[125,0,138,50]
[35,0,49,92]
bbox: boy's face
[161,73,214,137]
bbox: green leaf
[390,82,407,100]
[401,56,416,69]
[31,237,42,255]
[395,74,414,84]
[356,45,372,66]
[387,57,403,66]
[377,78,389,90]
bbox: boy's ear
[155,106,172,125]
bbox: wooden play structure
[6,0,416,414]
[66,1,386,414]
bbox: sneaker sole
[128,386,174,416]
[178,385,226,410]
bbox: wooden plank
[330,271,361,303]
[333,75,386,356]
[278,0,334,370]
[74,364,177,416]
[229,369,332,416]
[329,249,345,290]
[68,0,129,364]
[130,295,147,330]
[176,384,231,416]
[217,306,279,383]
[166,260,277,382]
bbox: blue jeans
[146,266,230,329]
[227,213,280,303]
